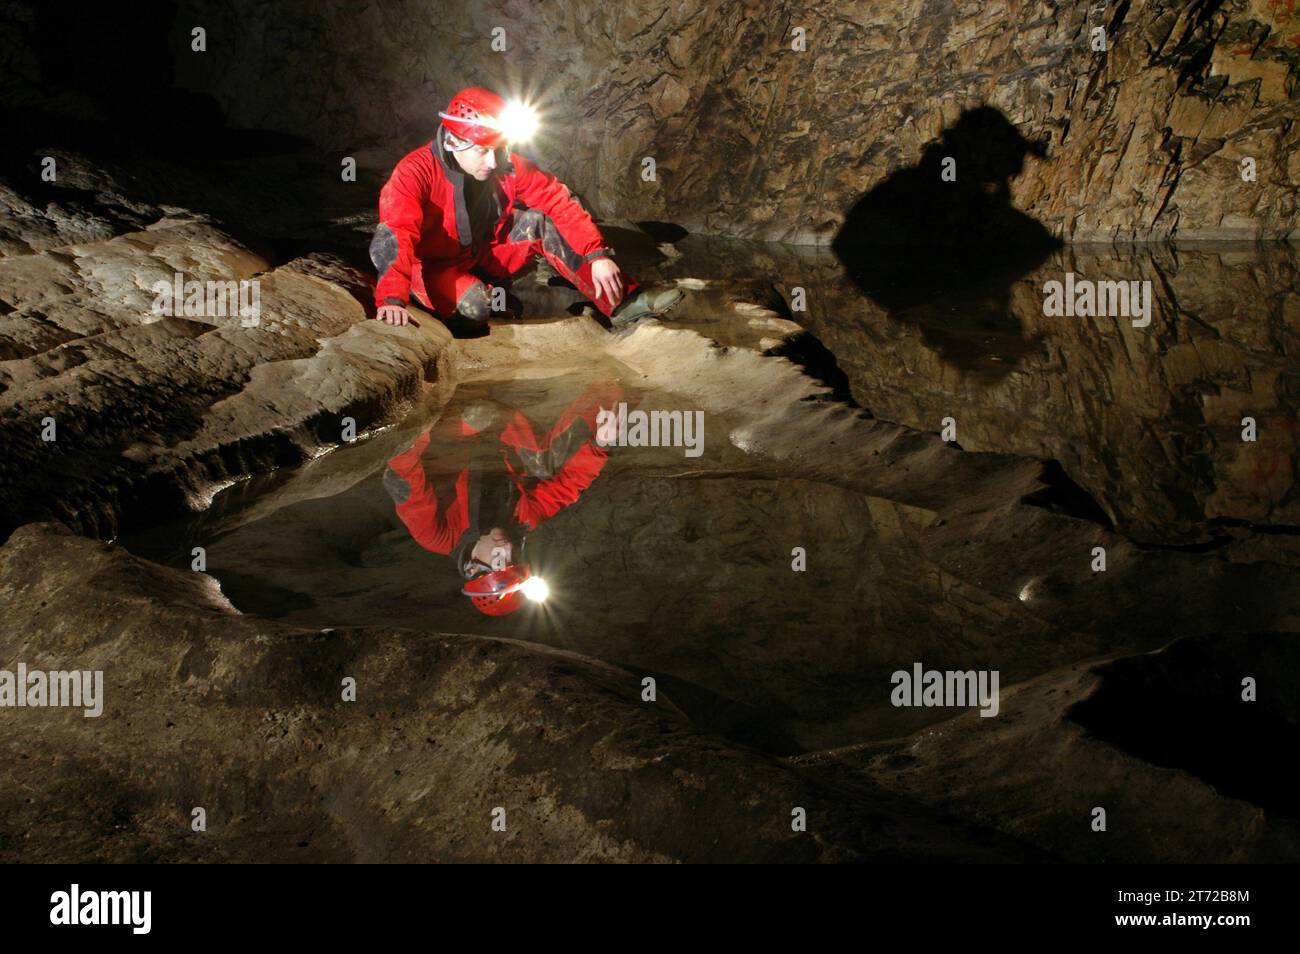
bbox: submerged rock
[0,522,1045,863]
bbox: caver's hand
[590,258,624,309]
[377,305,412,325]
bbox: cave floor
[5,127,1299,862]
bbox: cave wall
[667,234,1300,541]
[169,0,1300,243]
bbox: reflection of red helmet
[440,87,508,148]
[462,563,533,616]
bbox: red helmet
[461,562,536,616]
[440,87,508,148]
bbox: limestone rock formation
[649,232,1300,542]
[170,0,1300,241]
[0,152,446,538]
[1,0,1297,867]
[802,632,1300,863]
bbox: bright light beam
[497,99,540,143]
[521,576,550,603]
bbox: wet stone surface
[4,129,1298,861]
[122,314,1300,756]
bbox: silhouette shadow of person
[831,106,1062,380]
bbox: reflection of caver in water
[370,86,683,330]
[382,374,623,615]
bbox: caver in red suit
[370,87,641,323]
[382,374,624,572]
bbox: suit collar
[432,128,515,250]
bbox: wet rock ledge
[0,152,447,539]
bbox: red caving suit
[371,126,640,320]
[382,375,624,565]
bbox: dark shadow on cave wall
[831,106,1062,380]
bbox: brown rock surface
[1,5,1297,864]
[171,0,1300,241]
[0,522,1045,863]
[799,632,1300,863]
[0,179,448,538]
[653,233,1300,543]
[159,315,1300,756]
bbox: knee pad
[507,208,547,243]
[459,401,501,434]
[454,281,492,322]
[509,209,584,273]
[369,223,398,275]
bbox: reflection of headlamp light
[520,576,549,602]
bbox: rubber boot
[609,286,685,328]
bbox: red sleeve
[513,442,610,530]
[374,156,434,308]
[385,432,467,554]
[508,153,605,259]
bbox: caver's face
[447,133,499,180]
[470,527,512,572]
